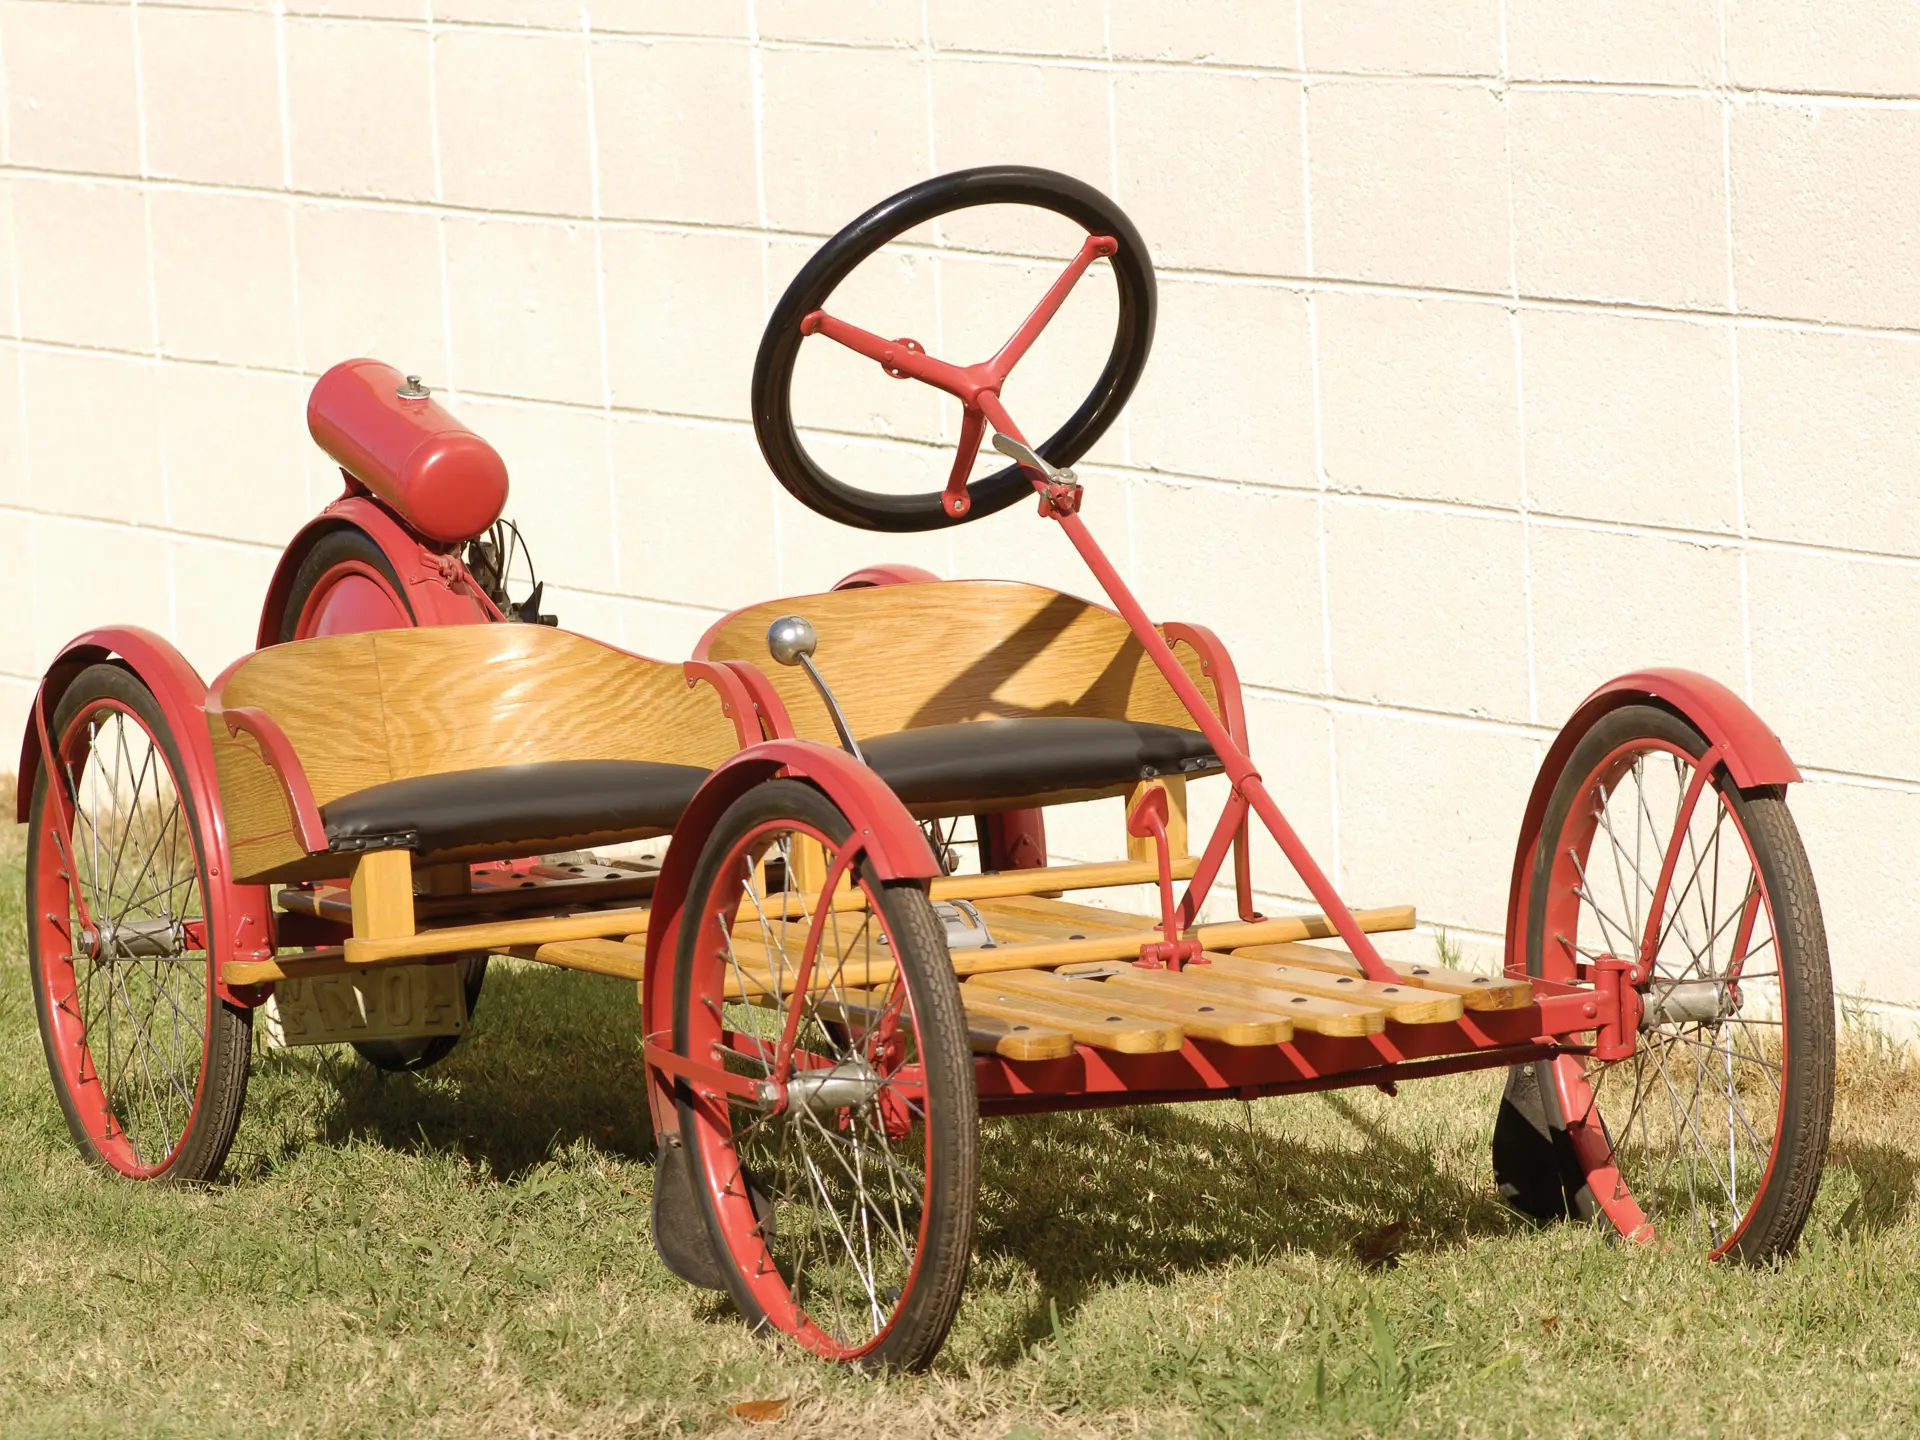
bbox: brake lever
[990,432,1074,484]
[990,432,1083,517]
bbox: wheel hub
[759,1058,886,1117]
[1641,978,1738,1029]
[80,916,184,960]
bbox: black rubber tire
[1497,703,1834,1260]
[752,165,1156,532]
[279,527,489,1073]
[277,526,417,645]
[671,780,978,1371]
[26,663,253,1183]
[347,956,490,1073]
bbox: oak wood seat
[208,625,739,882]
[700,579,1227,816]
[320,758,710,857]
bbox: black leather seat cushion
[322,758,709,855]
[861,717,1219,810]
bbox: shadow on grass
[242,963,656,1182]
[971,1087,1519,1362]
[239,958,1524,1364]
[1828,1138,1920,1237]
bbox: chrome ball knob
[766,614,817,667]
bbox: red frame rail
[794,232,1647,1101]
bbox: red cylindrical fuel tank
[306,359,509,544]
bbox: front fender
[1503,667,1800,971]
[641,739,937,1135]
[18,628,275,1006]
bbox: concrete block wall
[2,1,1918,1021]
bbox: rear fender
[641,740,937,1135]
[831,563,941,590]
[255,494,492,648]
[18,628,275,1007]
[1503,668,1800,974]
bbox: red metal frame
[642,739,939,1139]
[1502,668,1801,975]
[17,629,276,1007]
[212,706,329,855]
[789,230,1699,1107]
[831,563,941,590]
[256,497,494,649]
[805,237,1403,983]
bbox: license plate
[266,964,468,1048]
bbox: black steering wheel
[751,166,1157,533]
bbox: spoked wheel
[669,780,977,1370]
[281,526,488,1072]
[753,164,1156,532]
[25,664,251,1182]
[1499,704,1834,1259]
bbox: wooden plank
[342,894,1415,973]
[1191,952,1462,1025]
[961,983,1184,1055]
[281,865,660,925]
[959,1010,1077,1062]
[1233,940,1533,1011]
[1100,965,1387,1038]
[983,968,1291,1046]
[343,903,654,966]
[793,987,1075,1063]
[519,938,649,982]
[350,850,415,941]
[932,856,1197,903]
[947,905,1418,977]
[976,895,1153,934]
[225,947,353,984]
[720,926,894,1002]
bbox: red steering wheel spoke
[985,233,1119,384]
[943,408,986,516]
[802,234,1119,519]
[800,310,981,402]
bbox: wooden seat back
[208,624,737,881]
[699,580,1218,745]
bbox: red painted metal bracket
[215,705,329,855]
[644,1036,766,1103]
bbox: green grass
[5,808,1920,1438]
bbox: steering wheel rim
[751,165,1157,533]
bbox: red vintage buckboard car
[17,168,1834,1370]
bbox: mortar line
[748,0,783,595]
[581,4,622,608]
[1718,12,1756,706]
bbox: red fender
[1503,668,1801,971]
[17,628,275,1007]
[831,563,940,590]
[642,740,939,1135]
[255,492,493,649]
